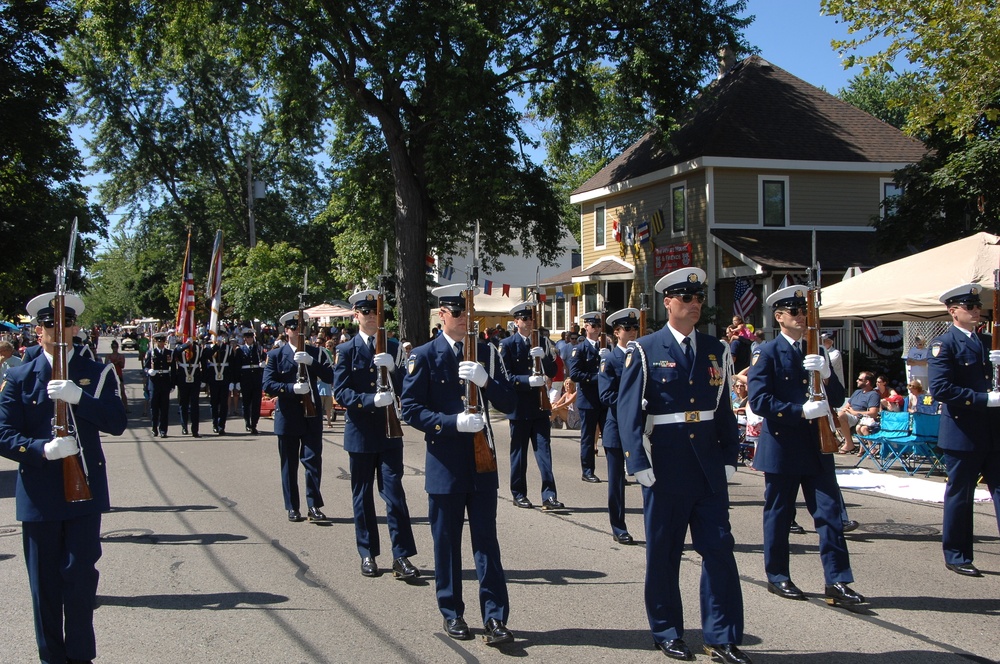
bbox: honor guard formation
[4,263,1000,664]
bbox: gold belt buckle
[684,411,700,423]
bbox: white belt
[149,369,171,375]
[651,410,714,425]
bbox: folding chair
[894,412,944,476]
[854,410,910,471]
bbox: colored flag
[441,265,455,280]
[425,254,435,273]
[650,209,664,235]
[484,279,493,295]
[733,277,758,320]
[205,230,224,341]
[636,222,650,245]
[502,283,510,297]
[539,291,547,303]
[175,231,196,343]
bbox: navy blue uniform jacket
[497,334,556,420]
[263,343,334,437]
[617,329,738,495]
[928,325,1000,452]
[598,345,627,449]
[401,335,515,494]
[0,352,127,521]
[569,339,604,409]
[747,339,845,475]
[333,335,404,454]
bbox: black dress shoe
[246,425,252,432]
[151,428,158,437]
[842,519,860,533]
[512,496,533,509]
[392,556,420,580]
[192,432,201,438]
[361,556,379,577]
[541,497,565,510]
[581,473,601,483]
[767,580,806,600]
[825,582,866,606]
[946,562,982,577]
[483,618,513,646]
[287,510,302,522]
[251,427,258,435]
[181,426,189,435]
[789,520,806,535]
[613,532,635,545]
[159,432,167,438]
[443,617,470,640]
[705,643,753,664]
[307,507,327,521]
[654,638,693,660]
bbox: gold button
[689,433,695,439]
[777,413,783,418]
[690,398,695,404]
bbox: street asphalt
[1,337,998,663]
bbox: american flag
[205,230,224,341]
[733,277,758,320]
[862,319,880,347]
[175,232,196,343]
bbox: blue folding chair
[889,412,944,476]
[854,410,910,470]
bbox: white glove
[235,382,241,391]
[47,380,83,405]
[458,361,488,387]
[228,383,235,391]
[259,360,267,367]
[373,352,395,369]
[988,391,1000,407]
[803,353,831,379]
[725,465,736,482]
[990,350,1000,365]
[528,375,546,388]
[802,399,830,420]
[529,346,545,359]
[146,368,155,377]
[456,412,484,433]
[44,436,79,460]
[293,381,310,395]
[598,347,611,360]
[374,391,394,408]
[294,351,313,365]
[634,468,656,487]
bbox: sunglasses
[513,313,533,321]
[955,302,982,311]
[444,307,465,317]
[284,321,299,330]
[356,308,375,316]
[780,307,804,317]
[617,324,639,331]
[41,319,76,328]
[669,293,706,304]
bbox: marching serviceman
[597,307,640,545]
[205,330,234,435]
[569,311,608,483]
[747,285,863,609]
[617,268,750,664]
[74,329,96,361]
[237,329,266,435]
[400,284,516,646]
[263,310,334,523]
[0,291,127,664]
[333,290,419,579]
[497,301,563,510]
[928,283,1000,577]
[172,336,204,437]
[143,331,174,438]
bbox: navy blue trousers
[604,445,628,537]
[277,432,324,511]
[349,448,416,559]
[578,407,605,475]
[508,417,557,501]
[176,379,201,433]
[941,448,1000,565]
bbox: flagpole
[175,231,194,342]
[207,230,224,343]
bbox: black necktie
[367,336,375,355]
[794,340,804,358]
[682,337,693,370]
[455,341,463,360]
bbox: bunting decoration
[650,209,664,236]
[206,230,224,342]
[484,279,493,295]
[175,231,196,343]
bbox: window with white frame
[594,205,606,249]
[760,176,789,227]
[671,183,686,234]
[880,178,904,219]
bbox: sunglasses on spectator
[669,293,706,304]
[42,319,76,328]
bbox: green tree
[79,231,140,325]
[0,1,104,318]
[837,71,922,131]
[223,242,319,322]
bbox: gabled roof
[574,56,928,195]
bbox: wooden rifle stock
[806,288,840,454]
[376,292,404,438]
[465,289,497,473]
[296,308,318,418]
[53,274,92,503]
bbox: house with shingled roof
[563,54,927,333]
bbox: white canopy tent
[820,232,1000,321]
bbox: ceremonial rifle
[378,241,405,438]
[806,265,841,454]
[639,291,649,337]
[994,269,1000,391]
[296,269,318,418]
[531,267,552,411]
[55,219,92,502]
[466,222,497,473]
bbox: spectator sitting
[550,377,579,430]
[905,379,939,414]
[836,371,880,454]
